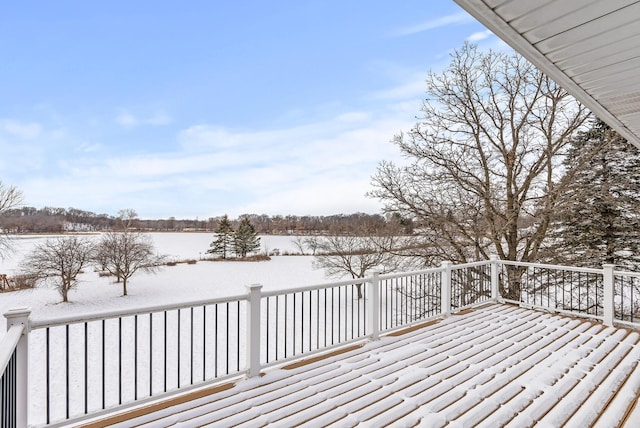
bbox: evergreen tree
[207,214,234,259]
[233,216,261,258]
[546,119,640,269]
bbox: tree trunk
[62,282,69,302]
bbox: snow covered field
[1,233,341,425]
[0,233,328,331]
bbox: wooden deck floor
[80,303,640,427]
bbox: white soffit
[453,0,640,148]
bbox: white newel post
[603,264,615,327]
[441,261,452,316]
[4,308,31,428]
[246,285,262,378]
[368,271,381,341]
[490,256,500,301]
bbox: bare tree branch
[370,43,591,282]
[94,230,165,296]
[0,181,24,258]
[21,236,93,302]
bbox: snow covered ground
[0,233,327,331]
[1,233,338,425]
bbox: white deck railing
[2,258,639,427]
[1,309,29,428]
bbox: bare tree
[22,236,94,302]
[291,236,307,255]
[0,181,24,258]
[312,233,408,298]
[303,236,319,255]
[292,235,321,255]
[117,208,139,230]
[94,231,165,296]
[370,43,591,299]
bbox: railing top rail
[613,270,640,279]
[375,260,493,281]
[27,258,637,330]
[0,323,24,375]
[31,293,248,330]
[499,260,603,275]
[449,260,492,270]
[261,278,370,298]
[377,267,443,281]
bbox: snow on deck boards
[83,304,640,428]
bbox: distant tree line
[0,208,413,236]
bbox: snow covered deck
[81,303,640,427]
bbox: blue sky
[0,1,502,219]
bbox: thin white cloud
[370,78,426,101]
[0,119,42,139]
[18,105,415,218]
[336,112,370,123]
[76,142,101,153]
[146,113,172,126]
[116,113,138,128]
[237,174,383,217]
[50,129,67,140]
[177,125,245,150]
[392,12,473,37]
[467,29,493,42]
[116,111,172,128]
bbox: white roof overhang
[453,0,640,148]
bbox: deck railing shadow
[2,258,639,427]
